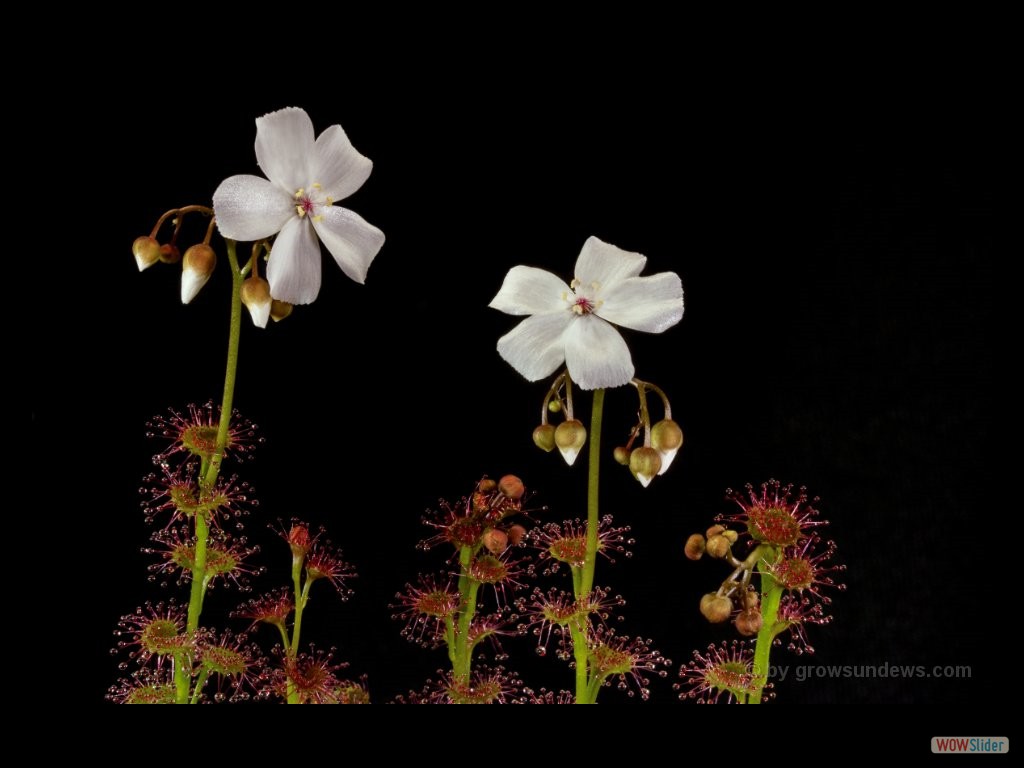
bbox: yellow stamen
[296,206,306,218]
[294,188,305,199]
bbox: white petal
[267,216,322,305]
[496,312,573,382]
[574,236,647,288]
[558,445,582,466]
[489,266,570,316]
[180,268,211,305]
[311,125,373,202]
[597,272,684,333]
[255,107,315,191]
[311,206,385,284]
[657,448,678,475]
[213,175,294,241]
[246,296,272,328]
[563,315,634,390]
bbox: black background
[32,49,995,721]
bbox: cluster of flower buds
[685,481,845,649]
[610,379,682,487]
[532,371,682,487]
[133,205,219,305]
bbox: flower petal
[311,206,385,284]
[496,312,573,382]
[255,107,315,191]
[311,125,373,202]
[596,272,684,333]
[489,266,570,316]
[267,216,322,305]
[574,236,647,288]
[213,175,294,241]
[563,315,634,390]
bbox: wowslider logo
[931,737,1008,754]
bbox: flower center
[565,279,603,316]
[293,183,334,223]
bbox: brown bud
[133,236,162,272]
[651,419,684,451]
[735,608,763,636]
[706,534,732,559]
[181,244,217,304]
[684,533,706,560]
[240,277,272,328]
[498,474,525,500]
[628,446,662,488]
[740,589,760,610]
[478,478,497,493]
[270,300,293,322]
[699,593,733,623]
[532,424,556,452]
[722,529,739,544]
[506,524,527,546]
[706,524,726,538]
[159,243,181,264]
[612,446,631,465]
[554,420,587,465]
[482,528,508,555]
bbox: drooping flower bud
[270,299,293,322]
[482,528,508,555]
[700,593,733,623]
[706,534,732,559]
[547,399,562,413]
[506,524,527,546]
[684,533,706,560]
[478,478,497,493]
[181,244,217,304]
[554,420,587,465]
[628,447,662,488]
[240,276,272,328]
[651,419,683,475]
[133,236,162,272]
[735,608,763,636]
[532,424,556,452]
[612,446,631,465]
[159,243,182,264]
[706,524,726,538]
[498,474,525,500]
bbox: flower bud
[706,524,726,538]
[628,447,662,488]
[532,424,556,452]
[684,533,706,560]
[180,244,217,304]
[722,529,738,544]
[740,589,759,610]
[498,474,525,500]
[240,276,272,328]
[735,608,763,636]
[482,528,508,555]
[270,299,293,322]
[706,534,732,559]
[547,399,562,413]
[159,243,182,264]
[478,478,497,493]
[612,446,631,465]
[651,419,683,474]
[507,524,527,546]
[700,593,733,623]
[133,236,162,272]
[554,420,587,466]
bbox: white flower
[489,237,683,390]
[212,107,385,305]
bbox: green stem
[190,668,211,704]
[173,240,243,704]
[751,558,783,704]
[572,389,605,703]
[453,545,480,683]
